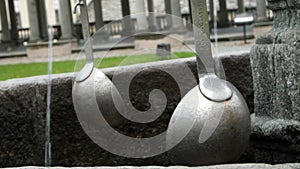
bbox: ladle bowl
[73,68,125,128]
[166,74,250,165]
[166,0,251,165]
[72,0,125,128]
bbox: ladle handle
[190,0,233,102]
[190,0,215,77]
[74,0,94,64]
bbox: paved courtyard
[0,25,271,66]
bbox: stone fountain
[0,0,299,168]
[250,0,300,163]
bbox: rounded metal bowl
[167,79,251,165]
[72,68,125,128]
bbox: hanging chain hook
[73,0,84,14]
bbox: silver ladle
[71,1,186,158]
[72,0,168,129]
[72,0,124,127]
[73,0,93,82]
[166,0,251,165]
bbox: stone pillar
[209,0,214,24]
[59,0,73,40]
[19,0,30,28]
[36,0,48,41]
[93,0,104,29]
[0,0,11,42]
[27,0,40,42]
[147,0,157,32]
[218,0,229,27]
[170,0,183,31]
[121,0,133,36]
[8,0,18,43]
[164,0,172,29]
[93,0,109,42]
[187,0,193,31]
[135,0,148,32]
[237,0,245,13]
[250,0,300,163]
[255,0,267,22]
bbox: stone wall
[0,54,253,167]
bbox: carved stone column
[36,0,48,41]
[170,0,183,31]
[209,0,214,24]
[0,0,11,42]
[218,0,229,27]
[256,0,268,22]
[121,0,133,37]
[93,0,104,30]
[237,0,245,13]
[135,0,148,32]
[8,0,18,43]
[27,0,40,42]
[147,0,157,32]
[93,0,109,42]
[59,0,73,40]
[250,0,300,163]
[164,0,172,29]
